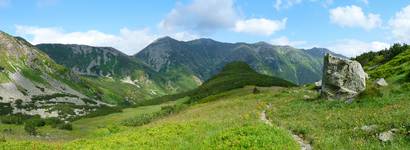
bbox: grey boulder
[321,54,366,100]
[375,78,388,87]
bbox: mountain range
[135,37,344,85]
[0,30,345,118]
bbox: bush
[0,114,30,125]
[45,117,62,128]
[57,123,73,130]
[253,87,260,94]
[0,103,12,115]
[14,99,23,109]
[24,116,46,127]
[85,106,122,118]
[121,114,154,127]
[24,121,37,135]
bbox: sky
[0,0,410,57]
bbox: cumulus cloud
[329,5,382,30]
[327,39,390,57]
[233,18,287,36]
[159,0,238,34]
[160,0,284,36]
[270,36,307,47]
[389,5,410,43]
[15,25,198,55]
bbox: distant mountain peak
[154,36,178,43]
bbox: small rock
[360,125,377,132]
[315,80,322,87]
[303,95,311,100]
[364,72,370,79]
[378,130,395,142]
[375,78,388,87]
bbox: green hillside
[354,43,410,79]
[36,44,201,105]
[147,61,295,105]
[135,37,341,85]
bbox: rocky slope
[135,37,345,85]
[0,31,109,119]
[36,44,198,98]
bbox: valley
[1,30,410,150]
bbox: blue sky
[0,0,410,56]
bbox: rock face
[321,54,366,100]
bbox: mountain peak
[154,36,178,43]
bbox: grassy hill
[354,43,410,79]
[145,61,295,105]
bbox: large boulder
[321,54,366,100]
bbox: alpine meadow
[0,0,410,149]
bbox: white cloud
[389,5,410,43]
[161,0,284,36]
[270,36,307,47]
[159,0,238,34]
[274,0,302,11]
[329,5,382,30]
[361,0,369,5]
[233,18,287,36]
[327,39,390,57]
[15,25,198,55]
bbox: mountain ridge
[135,36,345,85]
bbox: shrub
[121,114,154,127]
[0,114,29,124]
[252,87,260,94]
[24,116,46,127]
[57,123,73,130]
[45,117,62,128]
[85,106,122,118]
[0,103,12,115]
[24,121,37,135]
[14,99,23,109]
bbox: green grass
[263,83,410,149]
[1,87,298,149]
[0,99,185,143]
[0,72,9,83]
[2,82,409,149]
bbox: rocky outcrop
[321,54,366,100]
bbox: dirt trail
[260,104,312,150]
